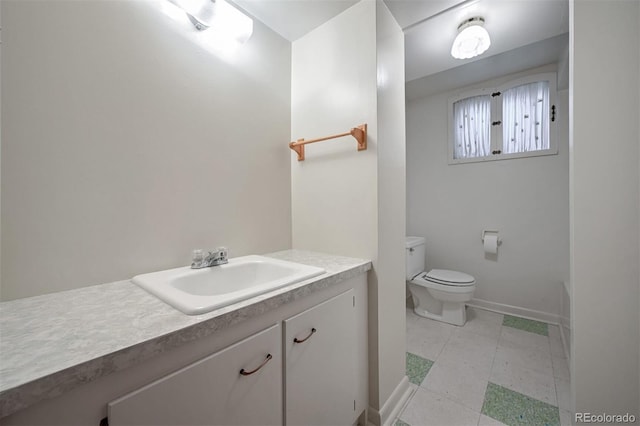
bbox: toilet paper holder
[481,230,502,246]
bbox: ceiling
[233,0,358,41]
[234,0,569,84]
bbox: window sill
[448,148,558,165]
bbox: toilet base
[413,302,467,326]
[408,280,472,326]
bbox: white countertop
[0,250,371,418]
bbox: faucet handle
[191,249,206,267]
[216,247,228,259]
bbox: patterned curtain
[502,81,549,154]
[453,95,491,159]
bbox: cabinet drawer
[108,324,282,426]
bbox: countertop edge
[0,253,371,418]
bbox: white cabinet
[108,324,282,426]
[108,290,360,426]
[284,289,356,426]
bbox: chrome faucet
[191,247,228,269]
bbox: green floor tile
[406,352,433,385]
[503,315,549,336]
[394,419,410,426]
[482,383,560,426]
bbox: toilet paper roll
[483,234,499,254]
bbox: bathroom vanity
[0,250,370,426]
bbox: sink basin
[132,255,325,315]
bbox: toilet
[406,236,476,326]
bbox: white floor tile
[438,330,498,371]
[458,309,503,340]
[555,376,571,411]
[489,357,557,406]
[552,356,570,380]
[478,414,507,426]
[455,326,501,346]
[494,344,553,376]
[499,326,551,355]
[560,409,573,426]
[398,387,481,426]
[422,356,490,412]
[407,310,455,361]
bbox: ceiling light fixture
[451,17,491,60]
[167,0,253,44]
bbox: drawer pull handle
[239,353,272,376]
[294,328,317,344]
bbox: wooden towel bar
[289,124,367,161]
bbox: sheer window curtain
[453,95,491,159]
[502,81,549,154]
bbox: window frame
[447,72,558,165]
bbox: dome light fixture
[451,17,491,60]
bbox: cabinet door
[284,289,356,426]
[108,324,282,426]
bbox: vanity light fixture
[168,0,215,30]
[167,0,253,44]
[451,17,491,60]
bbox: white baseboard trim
[559,321,571,361]
[560,280,571,361]
[368,376,413,426]
[468,298,561,325]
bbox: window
[448,73,557,164]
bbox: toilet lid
[424,269,475,286]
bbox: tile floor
[397,307,571,426]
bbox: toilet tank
[406,236,426,280]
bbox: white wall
[1,0,292,300]
[290,1,407,422]
[290,2,378,259]
[290,1,379,414]
[374,1,407,417]
[571,0,640,416]
[0,1,3,293]
[406,65,569,319]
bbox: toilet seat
[422,269,475,286]
[411,275,475,295]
